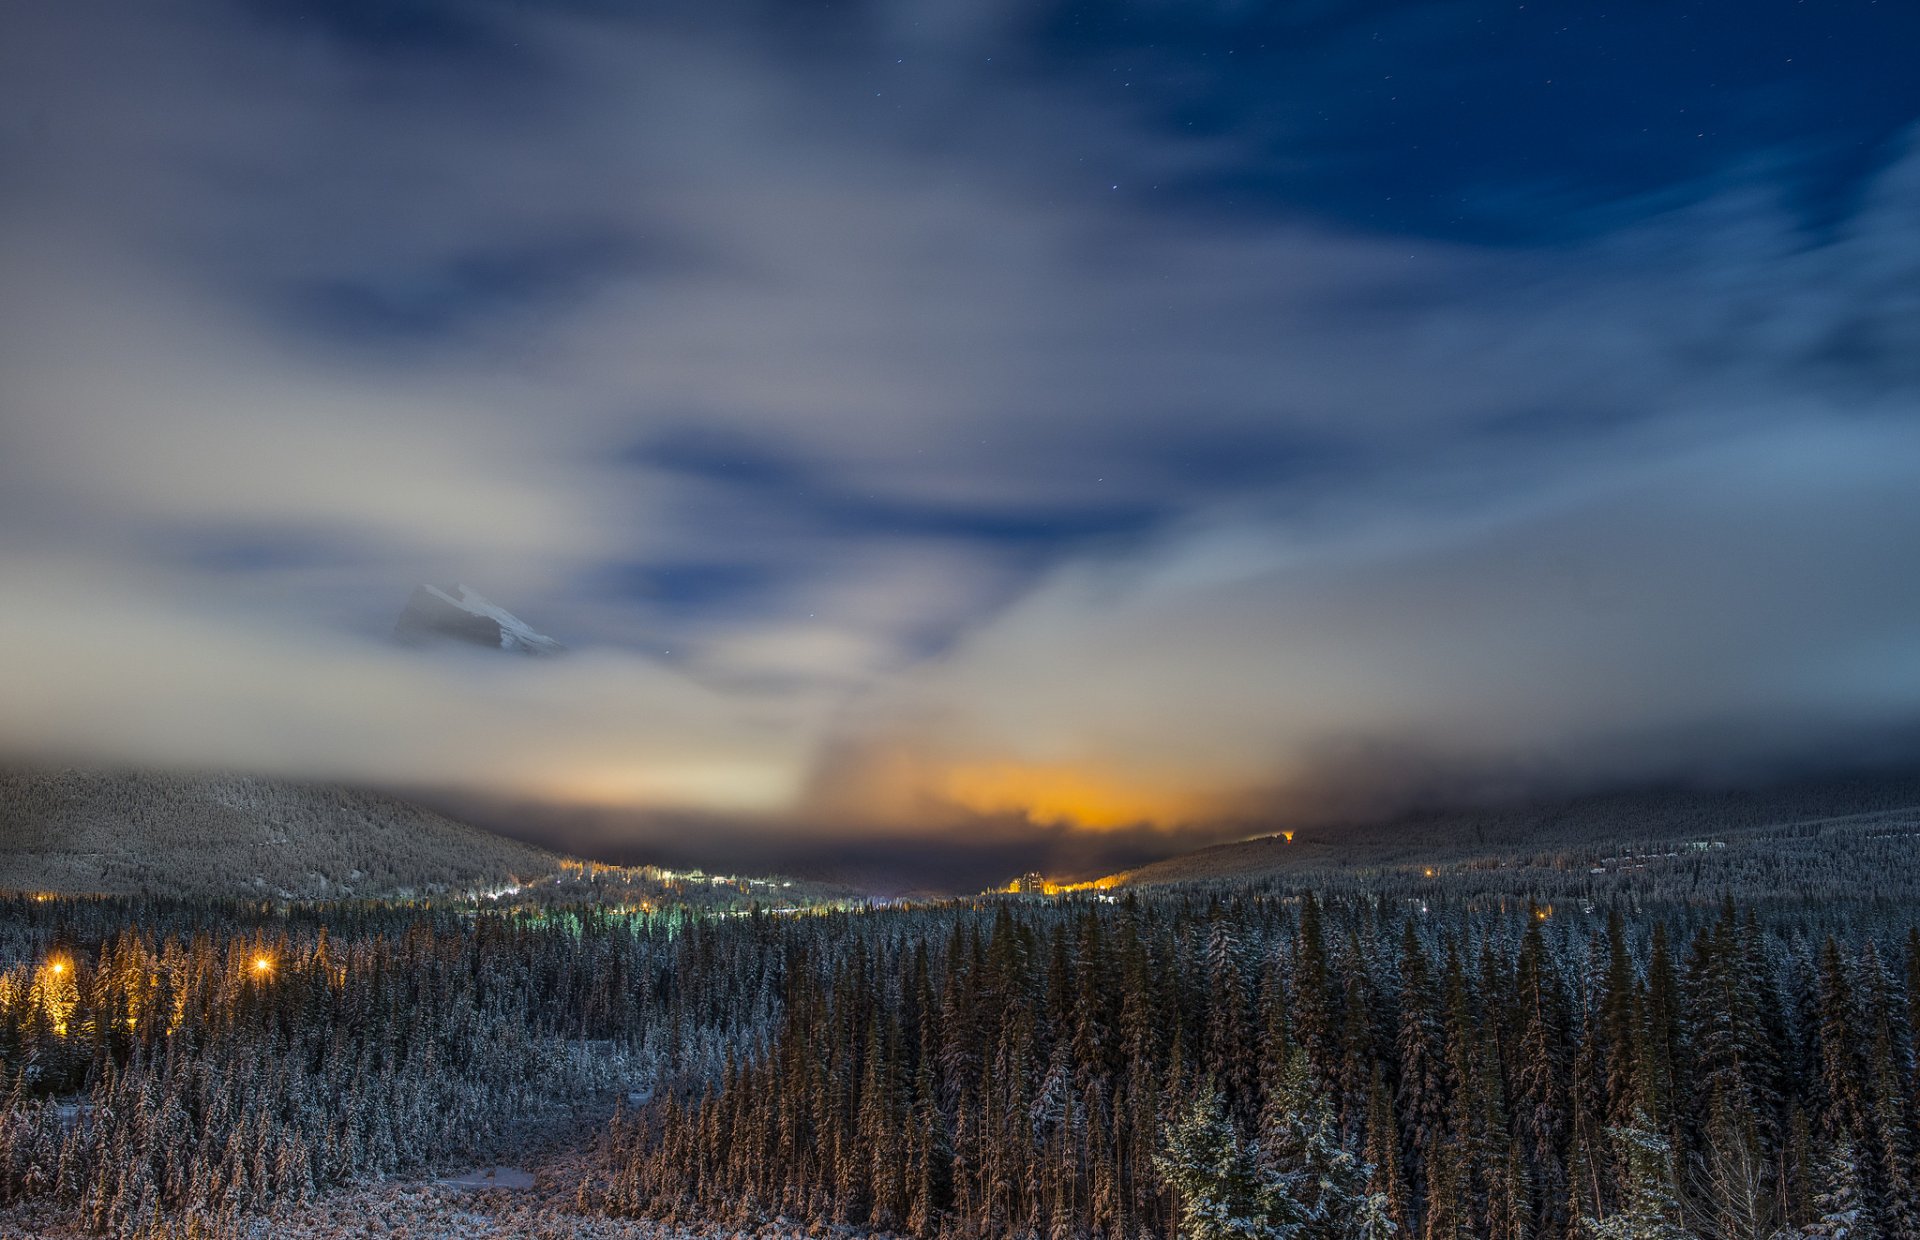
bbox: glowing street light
[251,955,274,975]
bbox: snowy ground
[0,1197,810,1240]
[0,1180,823,1239]
[439,1164,540,1190]
[0,1136,874,1239]
[230,1182,807,1239]
[0,1095,888,1238]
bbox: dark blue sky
[1035,0,1920,240]
[4,0,1920,882]
[264,0,1920,244]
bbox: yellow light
[1423,868,1434,878]
[1036,874,1125,896]
[252,955,274,974]
[49,961,65,974]
[1282,831,1295,843]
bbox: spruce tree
[1802,1139,1880,1240]
[1584,1114,1691,1240]
[1156,1088,1282,1240]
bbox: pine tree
[1296,895,1336,1079]
[1396,920,1447,1212]
[1421,1134,1468,1240]
[1585,1114,1691,1240]
[1637,921,1685,1150]
[1208,915,1258,1124]
[1855,943,1916,1240]
[1366,1064,1414,1237]
[1815,938,1868,1144]
[1514,909,1571,1238]
[1260,1049,1390,1240]
[1802,1139,1879,1240]
[1156,1088,1282,1240]
[1599,909,1640,1131]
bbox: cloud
[822,409,1920,830]
[3,0,1920,885]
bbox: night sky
[4,0,1920,890]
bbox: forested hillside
[0,770,561,900]
[0,895,727,1237]
[606,891,1920,1239]
[1112,769,1920,890]
[0,833,1916,1238]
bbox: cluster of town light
[1001,873,1127,896]
[38,954,274,979]
[14,951,275,1042]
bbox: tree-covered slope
[1111,768,1920,889]
[0,769,561,899]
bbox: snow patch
[439,1167,537,1191]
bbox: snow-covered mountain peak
[394,584,564,655]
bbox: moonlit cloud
[4,0,1920,885]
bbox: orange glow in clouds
[940,761,1198,829]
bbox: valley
[1,773,1917,1237]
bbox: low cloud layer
[826,413,1920,830]
[4,0,1920,886]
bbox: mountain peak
[394,584,563,655]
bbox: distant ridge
[0,769,561,900]
[1100,768,1920,889]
